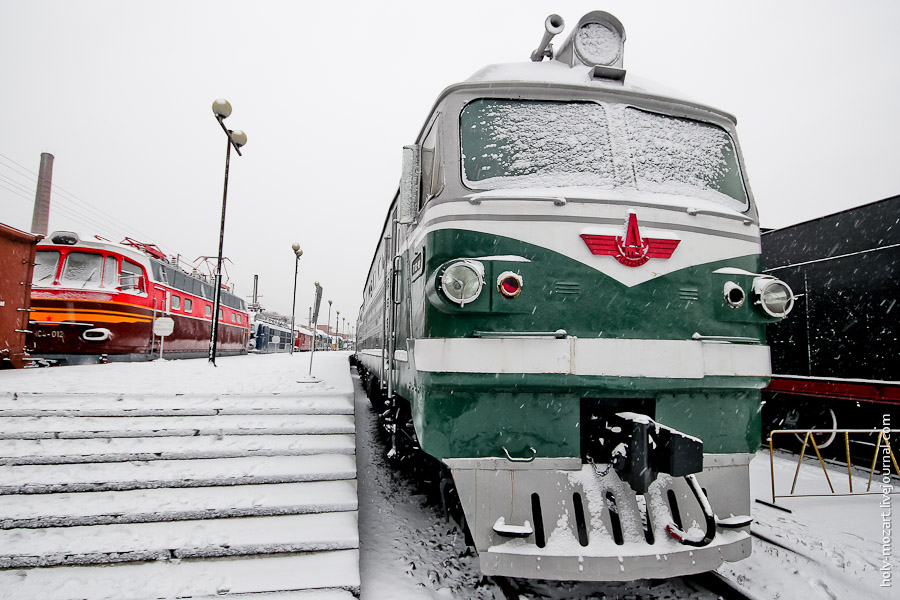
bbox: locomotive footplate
[444,453,753,581]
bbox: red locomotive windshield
[32,250,60,285]
[32,249,145,294]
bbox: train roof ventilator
[531,11,627,81]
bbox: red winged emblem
[580,213,680,268]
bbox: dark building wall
[762,195,899,381]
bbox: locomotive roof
[436,60,737,126]
[37,234,153,266]
[36,232,245,306]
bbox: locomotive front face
[357,11,793,582]
[404,88,788,459]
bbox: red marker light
[497,272,523,298]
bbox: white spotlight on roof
[553,11,627,80]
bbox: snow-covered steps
[0,354,361,599]
[0,480,358,529]
[0,392,354,417]
[0,413,356,439]
[0,433,356,465]
[0,454,357,494]
[0,511,360,567]
[0,550,360,599]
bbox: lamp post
[208,98,248,366]
[289,243,303,355]
[328,311,341,350]
[335,310,340,349]
[326,300,332,350]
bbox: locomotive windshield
[460,99,748,211]
[59,252,104,288]
[32,250,60,283]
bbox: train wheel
[787,406,838,449]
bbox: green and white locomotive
[355,10,793,581]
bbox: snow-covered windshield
[32,251,60,283]
[460,99,748,211]
[625,108,747,210]
[59,252,103,288]
[461,100,615,189]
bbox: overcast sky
[2,0,898,323]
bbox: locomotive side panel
[357,229,391,385]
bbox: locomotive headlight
[575,22,622,66]
[441,260,484,306]
[752,277,794,318]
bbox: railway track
[487,571,759,600]
[684,571,761,600]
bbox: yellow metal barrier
[767,428,900,503]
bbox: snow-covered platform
[0,352,359,599]
[724,448,896,599]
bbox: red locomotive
[29,231,249,364]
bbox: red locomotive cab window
[102,256,118,288]
[32,251,61,285]
[184,298,193,313]
[120,260,146,294]
[60,252,104,288]
[171,295,181,311]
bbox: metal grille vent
[553,281,581,295]
[678,288,700,302]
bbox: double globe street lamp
[290,243,303,355]
[208,98,247,366]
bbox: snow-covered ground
[723,446,896,599]
[0,352,351,396]
[1,354,896,599]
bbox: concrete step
[0,392,354,417]
[0,433,355,465]
[0,511,359,567]
[0,454,357,495]
[0,480,358,529]
[188,592,356,600]
[0,414,355,439]
[0,549,360,599]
